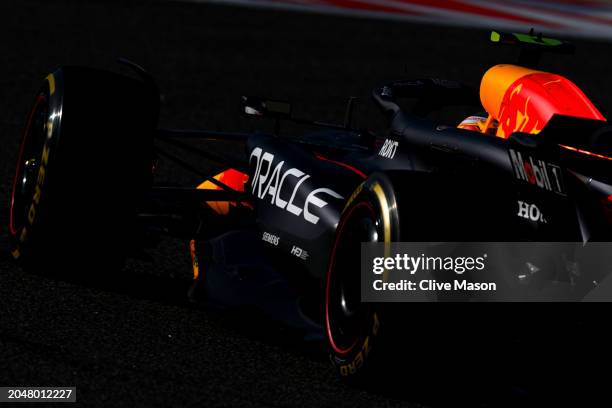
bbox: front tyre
[8,67,158,276]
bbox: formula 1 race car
[8,31,612,381]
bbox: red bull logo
[497,81,546,138]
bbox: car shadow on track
[19,247,608,408]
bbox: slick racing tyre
[326,171,510,388]
[325,172,400,384]
[8,67,157,275]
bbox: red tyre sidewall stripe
[325,200,375,356]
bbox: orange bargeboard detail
[480,64,606,138]
[197,168,249,215]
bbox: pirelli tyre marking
[372,182,394,284]
[11,73,59,259]
[344,177,395,245]
[47,73,56,96]
[338,313,380,376]
[329,174,397,377]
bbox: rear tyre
[326,172,492,387]
[325,173,399,384]
[326,171,523,400]
[8,67,158,276]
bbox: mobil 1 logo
[509,149,566,196]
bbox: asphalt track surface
[2,1,612,407]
